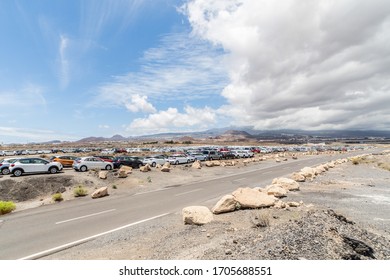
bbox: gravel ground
[42,152,390,260]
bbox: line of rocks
[182,153,371,226]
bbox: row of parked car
[0,149,256,177]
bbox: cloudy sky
[1,0,390,143]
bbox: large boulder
[119,165,132,174]
[140,164,151,172]
[212,195,238,214]
[300,167,316,179]
[182,206,214,225]
[272,177,300,191]
[232,187,276,209]
[91,187,108,199]
[99,171,108,179]
[118,169,128,178]
[266,184,288,198]
[291,172,306,182]
[192,160,202,169]
[161,165,170,172]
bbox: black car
[220,151,236,159]
[113,156,144,169]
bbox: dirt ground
[2,150,390,260]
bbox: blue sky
[1,0,390,144]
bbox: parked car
[50,155,77,167]
[112,156,144,169]
[166,154,192,165]
[72,157,113,172]
[96,155,115,162]
[0,150,14,156]
[232,150,254,158]
[9,158,63,177]
[201,150,222,160]
[188,152,207,161]
[0,158,20,175]
[220,151,236,159]
[142,155,168,167]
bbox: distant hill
[73,127,390,144]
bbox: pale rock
[99,171,108,179]
[272,177,300,191]
[118,170,128,178]
[212,195,237,214]
[300,167,316,179]
[192,160,202,169]
[160,165,170,172]
[205,161,214,167]
[232,187,276,209]
[156,164,162,169]
[119,165,132,174]
[212,160,221,166]
[140,164,151,172]
[266,184,288,198]
[220,162,226,167]
[91,187,108,199]
[291,172,305,182]
[163,162,171,168]
[182,206,214,225]
[274,200,287,209]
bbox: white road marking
[233,177,247,182]
[55,209,117,225]
[19,213,170,260]
[133,187,172,196]
[174,188,203,197]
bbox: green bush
[74,186,88,197]
[0,201,16,215]
[52,193,63,202]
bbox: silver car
[73,156,113,172]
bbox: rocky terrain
[35,151,390,260]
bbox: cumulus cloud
[128,106,216,135]
[184,0,390,130]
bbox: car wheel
[1,168,10,175]
[151,162,156,167]
[138,164,143,169]
[13,169,23,177]
[80,165,87,172]
[118,164,123,169]
[175,160,179,165]
[49,167,58,174]
[105,165,112,170]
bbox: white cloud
[128,106,216,135]
[93,32,228,108]
[59,34,69,89]
[184,0,390,130]
[98,124,110,129]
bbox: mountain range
[74,127,390,143]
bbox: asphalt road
[0,151,371,259]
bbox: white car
[142,155,167,167]
[72,157,113,172]
[0,150,14,156]
[167,154,192,165]
[232,150,254,158]
[9,158,63,177]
